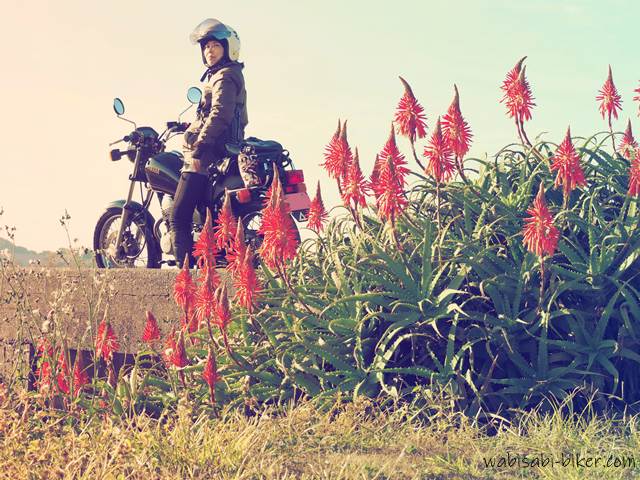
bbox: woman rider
[171,18,248,268]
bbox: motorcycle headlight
[109,149,122,161]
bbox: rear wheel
[93,207,161,268]
[241,211,264,254]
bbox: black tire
[93,207,161,268]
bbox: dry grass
[1,386,639,480]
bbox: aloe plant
[183,130,639,417]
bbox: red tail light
[284,183,307,194]
[285,170,304,185]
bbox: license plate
[284,191,311,213]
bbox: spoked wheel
[242,211,264,254]
[93,207,160,268]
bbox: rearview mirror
[187,87,202,105]
[113,98,125,116]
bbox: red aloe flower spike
[500,56,527,98]
[56,350,70,395]
[194,267,220,329]
[258,172,300,270]
[72,352,89,395]
[191,264,219,333]
[338,120,354,183]
[342,147,369,210]
[500,57,534,121]
[377,157,408,233]
[597,65,623,121]
[634,82,640,117]
[279,215,301,267]
[214,282,242,361]
[423,118,455,184]
[371,124,410,226]
[394,76,427,143]
[95,319,119,362]
[186,309,200,334]
[37,337,54,357]
[515,67,535,146]
[234,246,261,313]
[35,338,54,395]
[320,120,344,180]
[142,310,161,343]
[522,183,560,258]
[226,220,247,277]
[264,167,283,209]
[37,359,53,395]
[162,327,176,365]
[307,181,329,233]
[522,182,559,312]
[597,66,623,151]
[369,154,383,197]
[203,346,219,405]
[395,76,427,170]
[512,66,535,123]
[628,150,640,197]
[214,194,238,251]
[423,117,454,249]
[192,208,218,269]
[196,252,220,286]
[550,126,587,204]
[441,84,473,161]
[620,120,638,160]
[501,58,535,145]
[169,330,189,368]
[173,258,196,313]
[213,283,232,330]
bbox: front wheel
[93,207,161,268]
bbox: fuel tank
[145,151,183,195]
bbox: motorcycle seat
[225,139,284,155]
[225,143,241,155]
[242,137,283,153]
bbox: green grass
[1,387,638,479]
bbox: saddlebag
[237,137,288,188]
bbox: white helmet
[189,18,241,63]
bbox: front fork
[114,150,152,257]
[113,179,137,257]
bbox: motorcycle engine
[160,231,173,255]
[159,195,174,255]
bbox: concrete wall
[0,266,229,384]
[1,267,184,350]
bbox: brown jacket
[183,61,248,174]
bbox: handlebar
[109,121,189,159]
[166,121,190,133]
[121,122,187,145]
[108,132,141,146]
[123,132,139,143]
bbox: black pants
[170,172,210,268]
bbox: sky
[1,0,639,252]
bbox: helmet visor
[189,18,231,44]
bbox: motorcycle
[94,87,311,268]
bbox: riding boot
[171,228,194,268]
